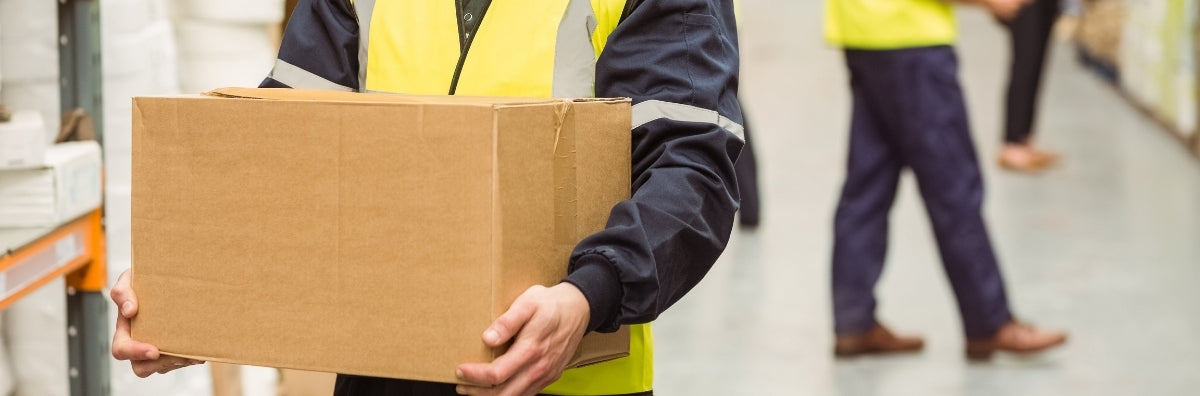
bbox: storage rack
[0,0,108,395]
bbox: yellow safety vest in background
[348,0,652,394]
[824,0,957,49]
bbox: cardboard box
[0,141,102,227]
[0,110,46,169]
[131,88,631,384]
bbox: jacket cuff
[563,254,622,333]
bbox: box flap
[207,87,568,106]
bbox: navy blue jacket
[262,0,743,334]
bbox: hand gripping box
[131,88,631,384]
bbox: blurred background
[0,0,1196,395]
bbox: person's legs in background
[1000,0,1063,172]
[896,46,1066,359]
[833,46,1066,358]
[831,49,924,356]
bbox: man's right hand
[110,269,204,377]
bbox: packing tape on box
[175,20,278,58]
[175,0,284,25]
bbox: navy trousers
[831,46,1012,339]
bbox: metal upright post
[58,1,110,395]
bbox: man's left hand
[455,283,591,396]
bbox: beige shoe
[966,320,1067,360]
[998,144,1058,173]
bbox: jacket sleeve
[562,0,744,333]
[259,0,359,90]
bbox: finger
[131,355,196,378]
[457,335,544,386]
[484,292,541,347]
[112,314,158,361]
[110,270,138,318]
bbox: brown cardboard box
[131,88,631,384]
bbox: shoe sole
[965,337,1067,361]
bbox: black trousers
[832,46,1012,339]
[333,374,653,396]
[1003,0,1061,144]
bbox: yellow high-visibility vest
[347,0,652,394]
[824,0,957,49]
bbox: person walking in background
[823,0,1067,359]
[999,0,1062,172]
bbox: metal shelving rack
[57,0,109,394]
[0,1,108,396]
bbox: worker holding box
[112,0,743,395]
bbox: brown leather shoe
[834,323,925,357]
[998,144,1058,173]
[966,320,1067,360]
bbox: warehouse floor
[652,3,1200,396]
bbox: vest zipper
[449,0,492,95]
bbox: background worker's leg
[1003,0,1062,144]
[900,47,1012,339]
[832,51,904,336]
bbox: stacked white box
[0,111,46,170]
[0,141,102,227]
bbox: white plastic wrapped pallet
[174,20,276,93]
[3,278,68,396]
[174,0,284,25]
[0,0,61,141]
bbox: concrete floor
[653,2,1200,395]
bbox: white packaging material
[100,0,170,35]
[0,79,62,142]
[103,114,133,159]
[178,55,274,94]
[175,20,277,58]
[242,365,279,396]
[3,277,68,396]
[0,21,4,98]
[0,315,14,396]
[104,20,177,79]
[0,0,59,82]
[0,111,47,169]
[175,0,284,25]
[105,221,130,280]
[0,141,102,227]
[104,147,131,187]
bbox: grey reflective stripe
[268,59,355,92]
[631,100,746,141]
[551,0,598,98]
[353,0,377,92]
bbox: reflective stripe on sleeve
[631,100,745,140]
[267,59,355,92]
